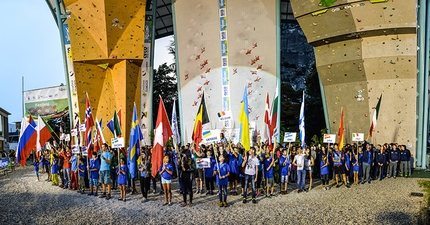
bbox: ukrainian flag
[239,86,250,151]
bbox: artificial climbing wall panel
[290,0,417,156]
[65,0,146,145]
[174,0,278,142]
[73,60,141,144]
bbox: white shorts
[161,177,171,184]
[281,175,289,183]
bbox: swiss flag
[151,97,172,178]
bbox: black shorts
[334,166,345,175]
[229,172,239,182]
[194,169,204,179]
[240,176,245,188]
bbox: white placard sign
[111,137,125,148]
[79,124,86,132]
[351,133,364,142]
[71,145,80,154]
[323,134,336,143]
[283,132,296,142]
[65,134,70,142]
[71,129,78,137]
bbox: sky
[0,1,173,123]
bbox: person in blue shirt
[399,145,411,177]
[320,154,330,190]
[77,157,86,194]
[351,148,360,185]
[41,154,51,182]
[117,158,128,202]
[158,156,173,206]
[227,146,240,195]
[213,153,230,207]
[204,150,216,195]
[375,145,386,181]
[361,143,374,184]
[33,159,40,182]
[279,148,290,194]
[388,144,400,178]
[70,153,79,190]
[264,152,275,197]
[87,152,100,196]
[99,144,113,200]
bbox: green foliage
[418,180,430,224]
[319,0,338,7]
[152,63,178,128]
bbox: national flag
[36,115,53,151]
[107,109,122,137]
[128,103,142,179]
[239,86,250,151]
[271,84,279,140]
[369,94,383,137]
[93,118,105,153]
[171,100,181,147]
[338,107,345,150]
[152,96,173,177]
[192,91,209,152]
[264,92,273,150]
[16,116,38,167]
[299,91,305,148]
[85,95,95,155]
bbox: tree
[304,64,325,145]
[152,63,178,128]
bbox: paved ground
[0,166,427,225]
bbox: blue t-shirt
[320,160,329,175]
[100,151,113,171]
[78,163,86,177]
[118,165,128,185]
[71,155,78,171]
[158,163,173,180]
[33,161,39,172]
[279,155,289,176]
[41,157,49,166]
[264,156,274,178]
[344,154,351,169]
[214,163,230,186]
[228,152,239,174]
[204,157,216,178]
[89,158,100,179]
[51,159,58,174]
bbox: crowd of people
[31,134,413,207]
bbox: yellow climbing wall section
[64,0,146,144]
[290,0,417,154]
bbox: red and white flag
[85,95,95,157]
[151,97,172,177]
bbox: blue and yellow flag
[239,86,250,151]
[128,103,142,179]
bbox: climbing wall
[290,0,417,155]
[64,0,146,144]
[174,0,278,142]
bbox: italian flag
[369,94,383,137]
